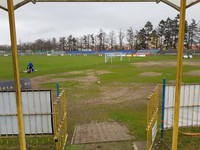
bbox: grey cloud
[0,2,200,44]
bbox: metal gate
[53,88,68,150]
[146,85,161,150]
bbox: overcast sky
[0,2,200,45]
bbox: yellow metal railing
[53,88,68,150]
[146,85,160,150]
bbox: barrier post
[161,79,166,139]
[172,1,186,149]
[7,0,26,149]
[56,82,59,97]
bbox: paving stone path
[72,122,135,144]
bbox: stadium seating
[66,50,137,56]
[135,49,160,55]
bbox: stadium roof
[1,1,199,149]
[0,0,200,11]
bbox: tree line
[1,15,200,52]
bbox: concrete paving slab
[72,122,135,144]
[133,141,146,150]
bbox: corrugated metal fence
[147,83,200,150]
[0,90,53,135]
[164,84,200,128]
[0,88,68,149]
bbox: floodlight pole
[172,0,186,150]
[7,0,26,149]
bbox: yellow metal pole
[7,0,26,149]
[172,0,186,150]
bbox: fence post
[56,82,59,97]
[161,78,166,139]
[7,0,26,149]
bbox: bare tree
[51,37,57,50]
[126,27,134,49]
[59,37,66,51]
[90,34,95,50]
[87,34,91,50]
[94,35,98,51]
[67,35,73,51]
[119,29,125,50]
[35,39,45,50]
[76,37,83,51]
[44,39,52,51]
[108,31,116,50]
[97,29,107,50]
[83,35,87,50]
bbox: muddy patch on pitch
[140,72,162,76]
[133,61,176,67]
[184,70,200,76]
[168,80,176,84]
[183,61,200,66]
[133,60,200,68]
[85,83,155,105]
[31,70,112,89]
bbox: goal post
[105,52,123,63]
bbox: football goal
[104,52,123,63]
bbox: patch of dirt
[168,80,176,84]
[31,76,50,89]
[183,61,200,66]
[31,70,112,89]
[85,83,155,105]
[95,70,112,75]
[58,70,112,76]
[133,61,176,67]
[184,70,200,76]
[66,71,85,75]
[133,60,200,67]
[31,70,156,105]
[140,72,162,76]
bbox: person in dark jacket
[27,61,34,73]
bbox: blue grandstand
[66,50,137,56]
[135,49,160,55]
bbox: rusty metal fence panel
[164,84,200,128]
[146,85,161,150]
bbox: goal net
[104,52,123,63]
